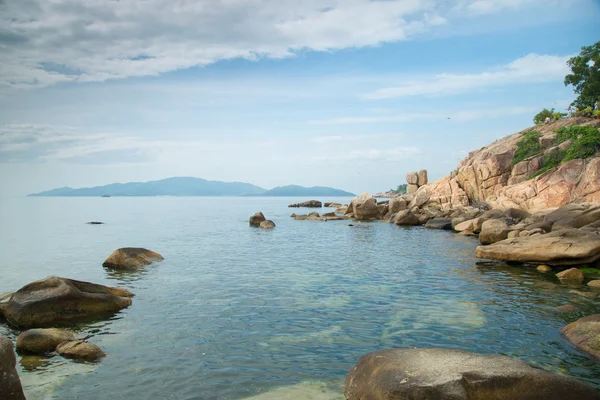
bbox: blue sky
[0,0,599,196]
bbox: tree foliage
[564,41,600,109]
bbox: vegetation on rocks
[564,40,600,109]
[512,130,541,165]
[556,125,600,161]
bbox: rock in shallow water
[0,336,26,400]
[103,247,164,270]
[476,229,600,266]
[16,328,76,354]
[556,268,584,284]
[56,340,105,361]
[424,218,453,230]
[562,314,600,359]
[249,212,266,227]
[344,348,599,400]
[0,276,133,329]
[259,220,276,229]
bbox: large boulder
[553,206,600,231]
[406,172,418,185]
[424,218,452,230]
[56,340,106,361]
[102,247,164,270]
[388,197,407,214]
[16,328,76,354]
[454,218,484,233]
[348,193,380,220]
[407,184,418,194]
[249,211,266,227]
[562,314,600,359]
[392,210,420,226]
[344,348,598,400]
[479,219,510,245]
[476,229,600,266]
[288,200,322,208]
[0,276,133,328]
[417,169,428,186]
[0,337,26,400]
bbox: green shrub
[577,106,594,117]
[552,112,565,120]
[533,108,554,125]
[595,110,600,117]
[564,133,600,161]
[512,130,542,165]
[533,149,566,177]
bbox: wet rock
[562,314,600,359]
[476,229,600,266]
[588,280,600,288]
[556,268,584,284]
[479,219,510,245]
[249,212,266,227]
[344,348,598,400]
[0,336,26,400]
[102,247,164,270]
[16,328,76,354]
[424,218,453,230]
[392,210,420,226]
[288,200,322,208]
[0,276,133,328]
[56,340,105,361]
[537,265,553,273]
[259,220,276,229]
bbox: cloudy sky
[0,0,599,196]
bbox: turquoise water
[0,196,599,399]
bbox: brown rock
[553,206,600,231]
[0,276,133,329]
[588,280,600,288]
[377,203,389,216]
[348,193,380,220]
[406,184,418,194]
[556,304,577,312]
[537,265,553,273]
[479,219,510,245]
[424,218,453,230]
[102,247,164,270]
[344,348,598,400]
[476,229,600,266]
[409,189,430,209]
[556,268,584,284]
[56,340,106,361]
[393,210,420,226]
[388,197,407,214]
[417,169,428,186]
[249,211,266,227]
[288,200,322,208]
[562,315,600,359]
[259,220,275,229]
[0,337,26,400]
[16,328,76,354]
[406,171,418,185]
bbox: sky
[0,0,599,196]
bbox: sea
[0,196,598,399]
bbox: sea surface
[0,196,599,399]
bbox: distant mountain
[28,178,355,197]
[29,177,267,197]
[251,185,355,197]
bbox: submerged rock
[259,220,276,229]
[16,328,76,354]
[249,212,266,227]
[102,247,164,270]
[0,337,26,400]
[537,265,553,273]
[344,348,598,400]
[56,340,105,361]
[476,229,600,266]
[0,276,133,328]
[556,268,584,284]
[562,314,600,359]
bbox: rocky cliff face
[421,118,600,211]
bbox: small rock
[259,220,275,229]
[102,247,164,270]
[249,212,266,227]
[16,328,76,354]
[86,221,104,225]
[56,340,106,361]
[588,280,600,288]
[556,268,584,284]
[537,265,553,273]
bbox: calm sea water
[0,196,599,399]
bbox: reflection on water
[0,197,599,399]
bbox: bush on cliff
[554,125,600,161]
[512,130,541,164]
[533,109,554,125]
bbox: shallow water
[0,196,599,399]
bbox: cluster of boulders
[291,211,350,221]
[405,169,428,194]
[288,200,322,208]
[0,247,163,396]
[249,212,276,229]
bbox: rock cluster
[288,200,322,208]
[16,328,105,361]
[249,212,276,229]
[405,169,428,194]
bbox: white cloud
[364,54,571,99]
[309,106,538,125]
[0,0,562,90]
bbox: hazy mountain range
[28,177,355,197]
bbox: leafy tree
[564,41,600,109]
[533,108,554,125]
